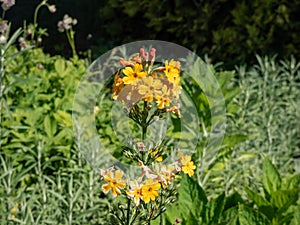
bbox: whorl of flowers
[112,48,182,117]
[57,14,77,33]
[100,151,196,206]
[0,0,15,11]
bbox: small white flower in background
[0,20,8,34]
[57,14,77,32]
[48,5,56,13]
[0,21,7,44]
[0,0,15,11]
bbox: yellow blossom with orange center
[102,170,126,197]
[141,179,161,203]
[126,180,143,206]
[164,59,180,84]
[155,85,171,109]
[181,155,196,177]
[123,63,147,85]
[112,70,124,100]
[138,76,163,102]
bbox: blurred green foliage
[100,0,300,67]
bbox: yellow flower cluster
[112,48,182,116]
[100,153,196,206]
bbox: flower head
[138,76,163,102]
[102,170,126,197]
[0,20,8,34]
[1,0,15,11]
[122,63,147,85]
[181,155,196,177]
[155,85,171,109]
[164,59,180,84]
[141,179,161,203]
[57,14,77,32]
[126,180,143,206]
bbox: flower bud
[0,34,7,44]
[48,5,56,13]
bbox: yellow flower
[102,170,126,197]
[126,180,143,206]
[141,179,161,203]
[149,149,163,162]
[171,84,182,101]
[11,207,17,213]
[164,60,180,84]
[157,165,176,188]
[112,69,124,100]
[155,85,171,109]
[123,63,147,85]
[138,76,163,102]
[181,155,196,177]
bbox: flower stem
[0,45,5,158]
[142,101,148,140]
[32,0,46,41]
[126,198,131,225]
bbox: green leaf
[238,204,270,225]
[224,192,244,210]
[178,175,207,217]
[290,206,300,225]
[208,192,225,225]
[262,157,281,194]
[221,206,239,225]
[244,186,269,207]
[271,190,299,213]
[54,58,66,75]
[215,70,235,88]
[44,115,57,138]
[282,174,300,190]
[53,110,72,127]
[165,175,207,223]
[222,134,248,148]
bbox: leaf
[208,192,225,225]
[44,115,56,138]
[222,134,248,148]
[54,58,66,75]
[244,186,269,208]
[215,70,235,88]
[224,192,244,210]
[282,174,300,190]
[220,206,239,225]
[290,206,300,225]
[165,175,207,223]
[238,204,270,225]
[53,110,72,127]
[262,157,281,194]
[271,190,299,213]
[178,175,208,216]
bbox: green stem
[0,45,4,159]
[142,101,148,140]
[126,198,131,225]
[159,214,163,225]
[66,29,77,58]
[32,0,47,41]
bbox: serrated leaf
[178,175,207,216]
[262,157,281,194]
[208,192,225,225]
[238,204,270,225]
[244,186,269,207]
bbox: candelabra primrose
[99,48,196,225]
